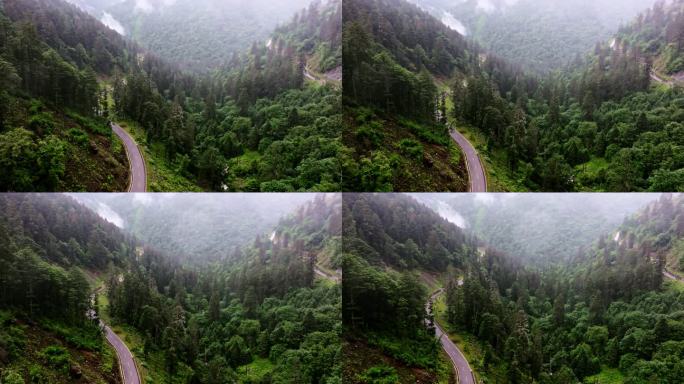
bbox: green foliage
[397,139,423,160]
[40,345,70,372]
[357,365,400,384]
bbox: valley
[343,193,684,383]
[0,193,342,383]
[343,0,684,192]
[0,0,342,192]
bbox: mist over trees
[65,0,314,71]
[418,0,662,73]
[0,193,342,383]
[72,193,315,263]
[415,193,660,264]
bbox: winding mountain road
[111,122,147,192]
[449,128,487,192]
[428,289,476,384]
[664,268,684,283]
[651,71,673,86]
[314,266,341,283]
[90,288,140,384]
[104,325,141,384]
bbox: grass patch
[237,357,274,383]
[226,150,263,191]
[665,278,684,293]
[576,157,609,191]
[584,366,625,383]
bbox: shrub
[357,365,399,384]
[67,128,89,148]
[29,112,55,134]
[40,345,70,372]
[398,139,423,160]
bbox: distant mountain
[66,0,313,71]
[72,193,316,263]
[411,0,661,73]
[414,193,660,264]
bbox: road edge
[429,289,476,384]
[449,127,488,192]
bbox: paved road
[449,128,487,192]
[304,66,341,85]
[651,71,673,86]
[314,266,341,283]
[89,288,140,384]
[111,123,147,192]
[664,268,684,283]
[428,289,476,384]
[104,325,141,384]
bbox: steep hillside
[448,0,684,191]
[342,193,684,383]
[0,0,138,191]
[613,0,684,79]
[112,0,343,192]
[343,0,684,192]
[0,194,140,383]
[0,193,342,383]
[341,0,533,191]
[342,193,480,382]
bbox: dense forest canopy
[0,0,343,192]
[0,193,341,383]
[344,193,684,384]
[344,0,684,192]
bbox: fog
[72,193,325,263]
[414,193,664,264]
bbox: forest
[343,0,684,192]
[0,193,341,383]
[0,0,342,192]
[342,193,480,382]
[343,193,684,384]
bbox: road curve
[429,289,476,384]
[111,123,147,192]
[449,128,487,192]
[664,268,684,283]
[314,266,341,283]
[651,71,672,86]
[104,325,141,384]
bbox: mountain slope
[342,193,481,382]
[111,0,343,192]
[0,193,342,383]
[341,0,531,192]
[447,0,684,191]
[0,0,137,191]
[419,0,661,74]
[415,193,660,265]
[72,193,315,264]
